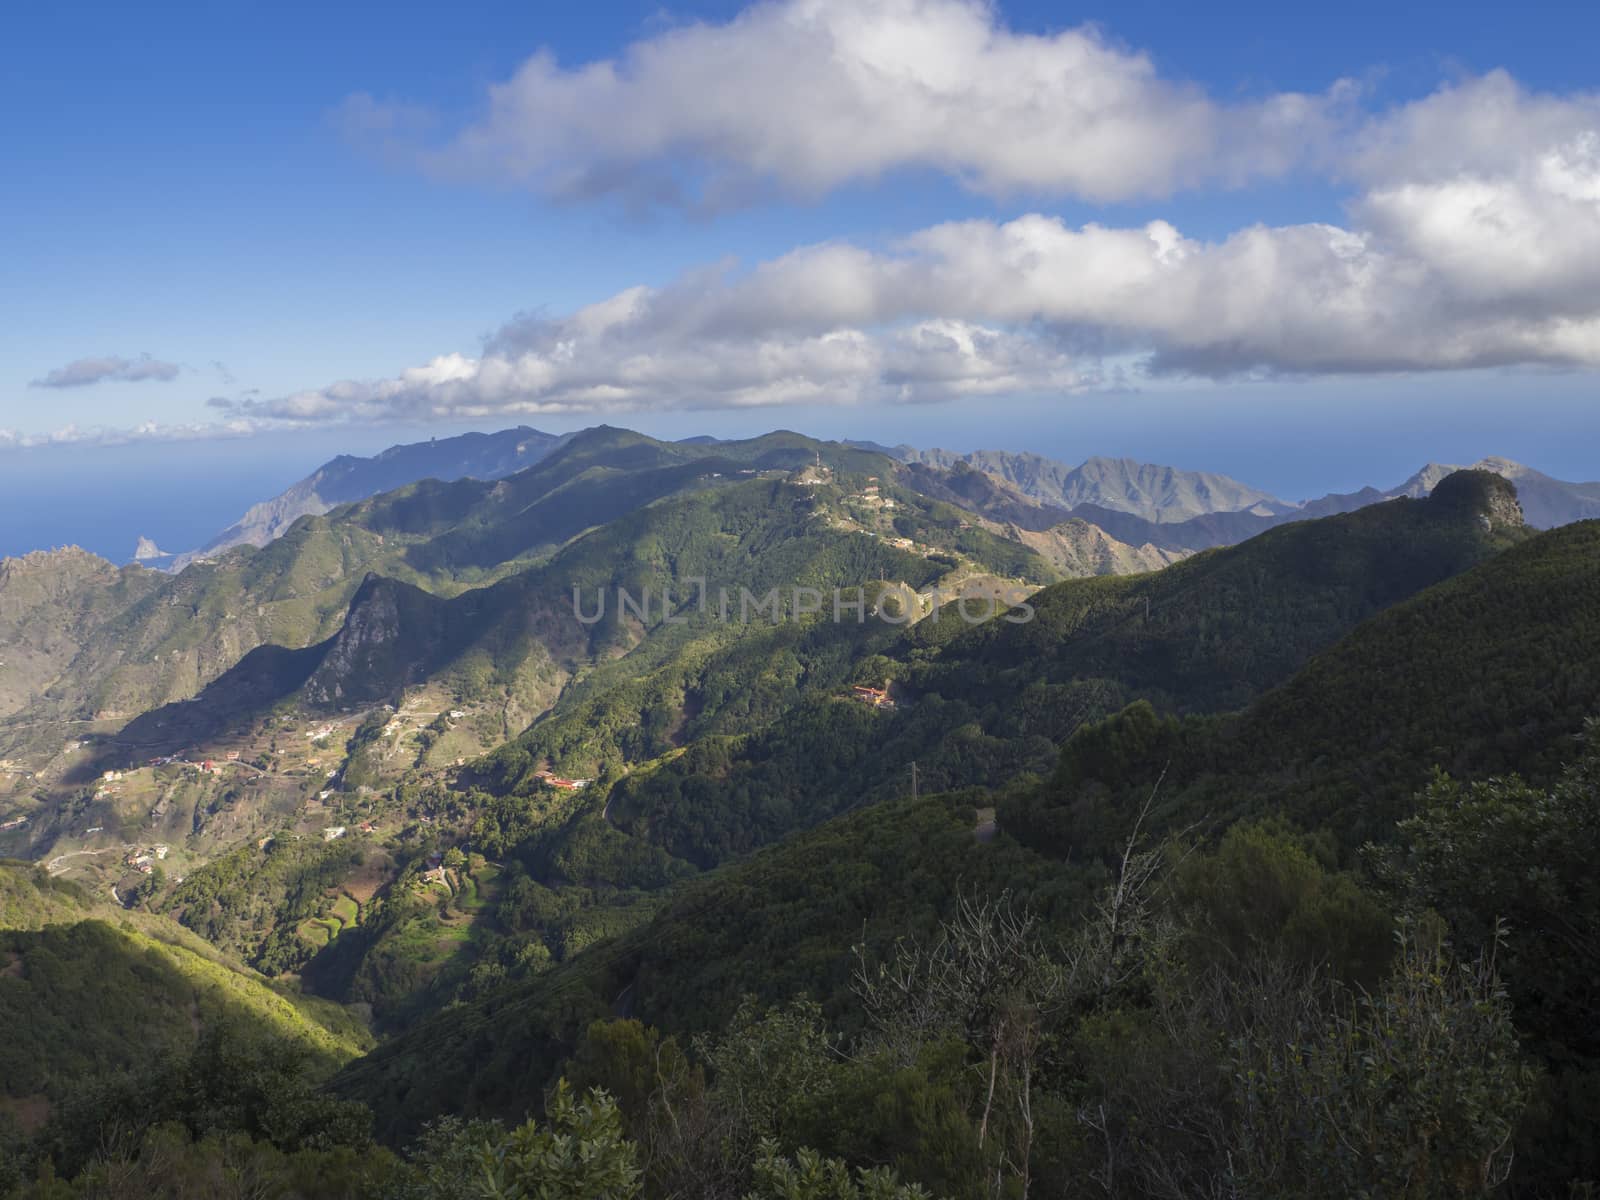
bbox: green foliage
[696,999,837,1147]
[1209,518,1600,838]
[600,704,882,869]
[0,919,365,1107]
[578,483,1526,877]
[1373,729,1600,1190]
[1377,742,1600,1061]
[1171,822,1393,986]
[469,790,559,859]
[562,1019,697,1138]
[1009,519,1600,861]
[301,860,510,1030]
[480,1083,640,1200]
[21,1023,376,1188]
[5,1121,397,1199]
[0,920,196,1100]
[744,1142,939,1200]
[399,1083,639,1200]
[781,1044,983,1200]
[624,796,1092,1038]
[1229,926,1533,1198]
[0,863,93,930]
[131,863,166,908]
[163,837,363,972]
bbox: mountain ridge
[167,425,570,569]
[875,442,1600,538]
[116,424,1600,578]
[888,445,1292,522]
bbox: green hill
[325,511,1600,1199]
[9,459,1598,1195]
[1007,514,1600,857]
[0,428,833,755]
[101,464,1049,762]
[328,475,1562,1139]
[586,469,1530,868]
[1,426,1188,764]
[0,860,96,930]
[0,861,370,1135]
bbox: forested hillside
[578,468,1529,871]
[0,860,369,1160]
[2,451,1596,1198]
[0,427,1116,771]
[324,507,1599,1197]
[1006,505,1600,858]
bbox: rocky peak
[301,575,403,704]
[1428,469,1525,531]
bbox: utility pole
[910,760,919,803]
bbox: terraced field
[296,889,362,949]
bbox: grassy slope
[0,862,370,1120]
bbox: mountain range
[131,429,1600,576]
[886,445,1293,522]
[3,427,1593,792]
[0,424,1596,1195]
[885,444,1600,537]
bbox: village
[121,843,170,874]
[2,681,512,895]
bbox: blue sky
[3,0,1598,557]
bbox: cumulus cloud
[1350,70,1600,185]
[226,68,1600,424]
[234,92,1600,425]
[30,354,183,389]
[1351,73,1600,316]
[220,315,1089,423]
[342,0,1342,207]
[0,419,266,451]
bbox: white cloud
[210,65,1600,426]
[0,420,266,451]
[224,315,1088,423]
[343,0,1341,207]
[30,354,183,389]
[1349,70,1600,185]
[237,85,1600,427]
[1351,75,1600,315]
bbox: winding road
[45,844,134,876]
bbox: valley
[0,427,1596,1197]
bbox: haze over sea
[5,377,1597,563]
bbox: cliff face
[1396,457,1599,529]
[1429,469,1526,532]
[302,576,409,706]
[1009,519,1188,577]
